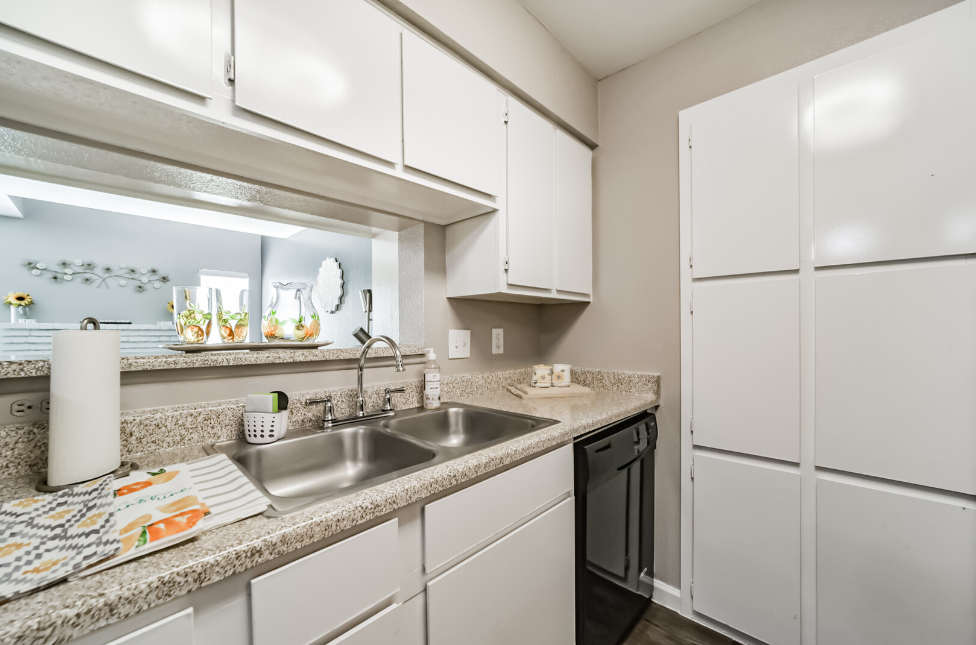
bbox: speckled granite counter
[0,369,659,645]
[0,344,426,379]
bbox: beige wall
[377,0,599,145]
[541,0,961,588]
[424,223,543,376]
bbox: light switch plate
[492,328,504,354]
[449,329,471,359]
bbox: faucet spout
[357,336,404,415]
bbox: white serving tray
[163,341,334,353]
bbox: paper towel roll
[48,329,121,486]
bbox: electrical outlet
[40,398,51,414]
[10,400,34,417]
[448,329,471,359]
[492,328,504,354]
[0,392,49,425]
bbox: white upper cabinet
[691,83,800,278]
[506,99,556,290]
[815,264,976,494]
[692,277,800,462]
[402,31,503,195]
[555,130,593,295]
[233,0,402,163]
[0,0,212,97]
[814,28,976,267]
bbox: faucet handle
[383,387,406,412]
[307,395,336,426]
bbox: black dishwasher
[575,409,658,645]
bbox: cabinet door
[233,0,402,163]
[325,593,426,645]
[0,0,211,97]
[818,479,976,645]
[106,609,193,645]
[402,31,502,195]
[555,131,592,295]
[692,277,800,462]
[693,455,800,645]
[506,99,556,290]
[814,28,976,267]
[250,520,399,645]
[427,498,575,645]
[815,264,976,494]
[690,83,799,278]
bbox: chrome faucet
[356,335,404,416]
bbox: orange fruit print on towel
[146,509,204,541]
[114,469,180,497]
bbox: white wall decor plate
[815,264,976,494]
[813,27,976,266]
[314,258,344,314]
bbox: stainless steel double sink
[204,403,558,516]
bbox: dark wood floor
[621,603,735,645]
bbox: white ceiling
[517,0,764,79]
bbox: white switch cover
[449,329,471,359]
[492,328,504,354]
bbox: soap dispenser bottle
[424,348,441,409]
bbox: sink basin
[207,426,436,514]
[383,405,547,449]
[204,403,557,516]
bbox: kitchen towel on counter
[48,328,121,486]
[187,454,270,529]
[0,476,118,603]
[74,465,205,578]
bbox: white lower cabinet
[426,498,576,645]
[249,520,399,645]
[104,609,193,645]
[325,592,426,645]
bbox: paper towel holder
[80,317,101,330]
[35,460,140,492]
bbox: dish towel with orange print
[74,465,206,578]
[0,476,118,603]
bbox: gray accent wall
[0,199,261,326]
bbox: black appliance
[575,409,658,645]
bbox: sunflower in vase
[4,292,34,323]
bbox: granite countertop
[0,386,658,645]
[0,344,427,379]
